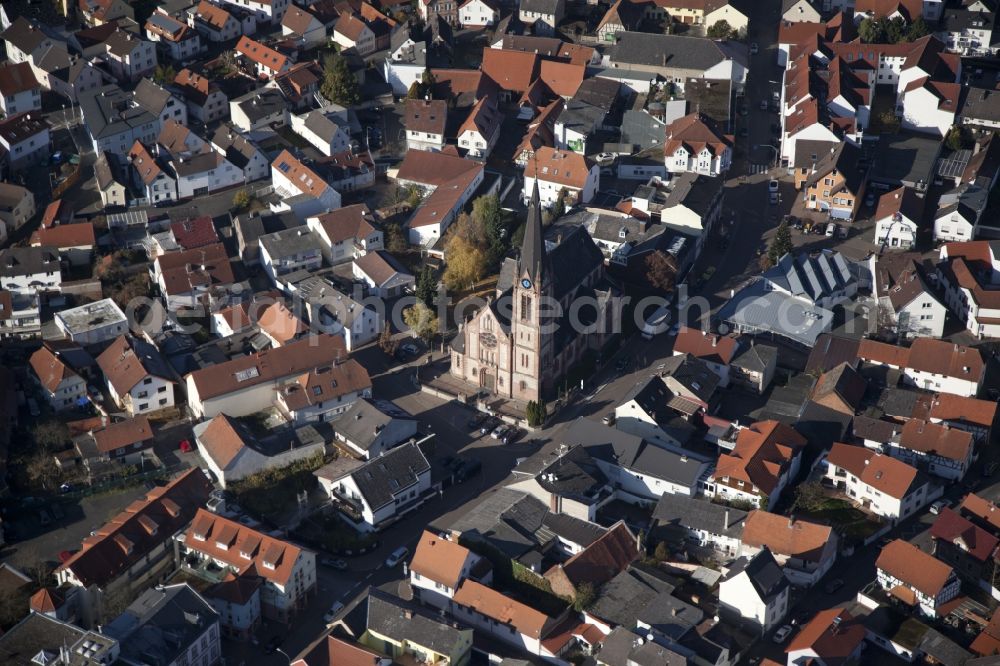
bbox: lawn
[800,497,883,542]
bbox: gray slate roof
[610,33,746,72]
[562,417,707,488]
[0,246,60,277]
[366,590,467,655]
[80,84,157,140]
[133,78,174,116]
[722,548,788,603]
[652,493,746,540]
[334,398,415,451]
[664,172,723,218]
[732,342,777,374]
[347,441,430,510]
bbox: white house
[270,150,341,220]
[259,227,324,286]
[651,493,746,558]
[0,111,49,170]
[194,414,326,488]
[178,510,316,622]
[173,68,228,124]
[613,375,703,452]
[518,0,564,36]
[409,531,490,609]
[96,335,176,416]
[718,549,789,633]
[405,98,448,153]
[211,126,269,183]
[29,345,87,411]
[290,110,351,157]
[0,245,59,296]
[314,442,431,531]
[274,359,372,425]
[663,113,733,177]
[874,186,923,250]
[332,13,376,56]
[709,420,807,509]
[229,88,288,132]
[456,95,502,159]
[236,36,291,79]
[281,6,326,48]
[876,539,960,617]
[218,0,289,25]
[0,61,42,117]
[128,141,177,205]
[739,510,838,588]
[871,254,947,339]
[333,399,418,460]
[824,442,935,522]
[153,242,236,311]
[939,241,1000,339]
[145,12,204,63]
[451,580,564,659]
[54,298,129,346]
[857,337,985,397]
[79,84,161,156]
[171,150,243,200]
[306,204,383,264]
[459,0,498,27]
[523,146,599,208]
[1,17,55,64]
[101,30,157,83]
[888,418,974,481]
[900,79,960,137]
[353,251,415,298]
[291,275,382,351]
[189,1,244,42]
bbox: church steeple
[520,179,548,285]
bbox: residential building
[739,511,838,587]
[663,112,734,177]
[888,418,974,481]
[395,150,485,247]
[872,253,947,339]
[810,362,866,416]
[95,152,127,208]
[173,69,228,124]
[857,337,986,397]
[730,342,778,394]
[333,13,376,55]
[290,110,350,157]
[178,509,317,622]
[211,125,269,183]
[306,204,383,264]
[650,493,747,557]
[916,391,996,446]
[900,78,960,136]
[29,344,87,410]
[101,30,157,83]
[605,33,747,94]
[128,140,176,205]
[672,325,738,386]
[194,414,326,488]
[184,334,348,418]
[229,89,289,132]
[459,0,498,27]
[281,6,326,48]
[939,240,1000,338]
[0,182,36,232]
[0,613,119,664]
[236,36,292,79]
[719,549,789,632]
[270,150,342,220]
[451,580,570,658]
[54,468,213,627]
[291,275,383,351]
[876,539,960,617]
[332,398,417,460]
[104,584,221,666]
[80,84,160,156]
[30,222,96,267]
[217,0,289,25]
[519,0,564,36]
[314,442,431,531]
[785,609,866,666]
[404,98,448,152]
[259,227,324,285]
[274,359,372,424]
[29,42,104,104]
[78,415,155,465]
[544,522,638,599]
[54,298,129,345]
[1,17,55,64]
[930,507,1000,588]
[352,251,414,298]
[801,142,867,220]
[0,245,59,296]
[933,182,989,242]
[153,242,236,311]
[0,62,41,116]
[419,0,460,26]
[319,149,376,193]
[96,335,176,417]
[189,1,244,42]
[145,12,203,62]
[874,186,924,250]
[295,635,392,666]
[824,442,934,522]
[613,375,702,452]
[360,591,473,666]
[409,531,490,609]
[523,146,599,208]
[708,421,807,508]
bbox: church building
[449,183,620,402]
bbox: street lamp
[275,647,292,665]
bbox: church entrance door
[480,370,496,393]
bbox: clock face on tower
[480,332,497,348]
[521,278,532,289]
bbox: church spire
[521,178,547,285]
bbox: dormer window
[263,560,276,570]
[216,540,229,551]
[619,227,627,239]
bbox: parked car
[823,578,844,594]
[491,424,509,439]
[602,412,616,426]
[768,180,779,193]
[773,625,794,644]
[467,413,486,430]
[838,225,848,239]
[320,556,348,570]
[501,428,523,445]
[750,42,759,55]
[826,223,837,237]
[480,417,501,435]
[385,547,409,568]
[929,499,948,515]
[323,601,345,624]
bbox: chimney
[788,515,795,528]
[724,509,729,528]
[712,336,718,347]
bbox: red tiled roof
[742,511,833,563]
[876,538,955,599]
[931,507,999,563]
[0,62,39,96]
[545,522,637,588]
[899,419,973,463]
[410,531,472,589]
[56,469,213,587]
[481,48,539,93]
[236,36,289,72]
[664,113,733,161]
[170,216,218,249]
[154,242,235,297]
[960,493,1000,533]
[524,146,593,189]
[97,335,171,396]
[713,421,806,495]
[826,442,921,500]
[30,346,79,394]
[784,608,866,662]
[673,326,738,365]
[31,222,96,249]
[92,415,153,453]
[453,580,552,639]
